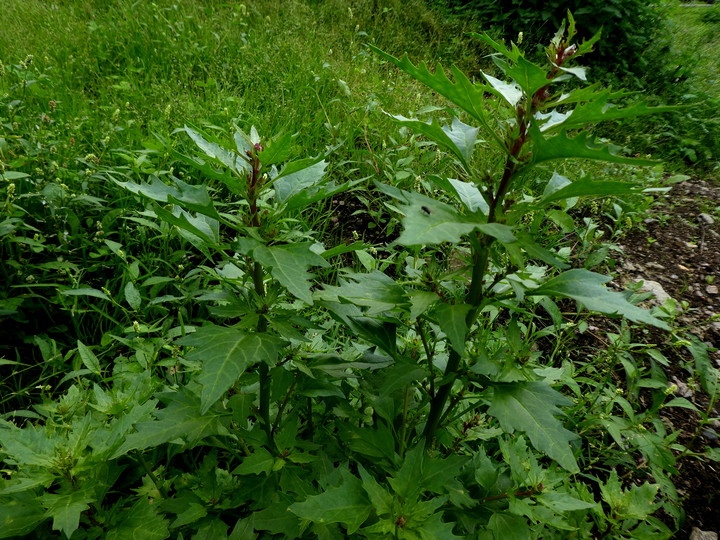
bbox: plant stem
[134,451,169,499]
[416,320,435,398]
[423,348,461,448]
[251,257,276,453]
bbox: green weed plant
[2,12,718,540]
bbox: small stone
[639,280,672,305]
[690,528,718,540]
[670,274,679,280]
[646,261,666,271]
[707,285,719,295]
[671,376,693,398]
[698,213,715,225]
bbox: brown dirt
[616,178,720,537]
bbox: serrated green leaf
[253,505,304,537]
[111,388,225,457]
[0,470,55,495]
[488,381,579,472]
[549,91,679,132]
[39,490,94,538]
[185,125,247,174]
[251,243,329,305]
[177,325,287,413]
[290,471,372,534]
[106,497,170,540]
[358,465,393,515]
[530,269,669,329]
[124,281,142,311]
[433,303,471,354]
[526,124,657,170]
[258,132,294,165]
[486,513,531,540]
[389,115,476,170]
[0,424,58,467]
[376,184,515,246]
[538,177,640,206]
[115,174,219,220]
[233,448,276,476]
[77,340,101,376]
[368,47,500,147]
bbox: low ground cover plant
[1,7,719,539]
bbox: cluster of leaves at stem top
[0,16,687,540]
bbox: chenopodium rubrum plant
[309,17,678,538]
[115,127,353,453]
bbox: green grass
[668,3,720,99]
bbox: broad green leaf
[443,117,480,165]
[185,126,247,174]
[289,471,372,534]
[153,205,220,246]
[253,503,304,538]
[490,54,549,97]
[251,243,329,305]
[0,493,46,538]
[124,281,142,311]
[536,492,596,512]
[526,124,657,170]
[233,448,276,476]
[115,175,219,219]
[0,171,30,180]
[39,490,94,539]
[447,178,490,215]
[389,115,476,170]
[429,175,490,215]
[171,149,244,195]
[283,178,357,212]
[318,270,410,315]
[177,325,287,413]
[111,388,226,457]
[106,498,170,540]
[488,381,579,472]
[273,160,328,203]
[487,512,533,540]
[258,132,294,165]
[194,519,229,539]
[530,269,669,329]
[433,303,471,354]
[483,72,523,107]
[0,470,55,495]
[344,316,398,356]
[377,183,515,246]
[76,340,101,376]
